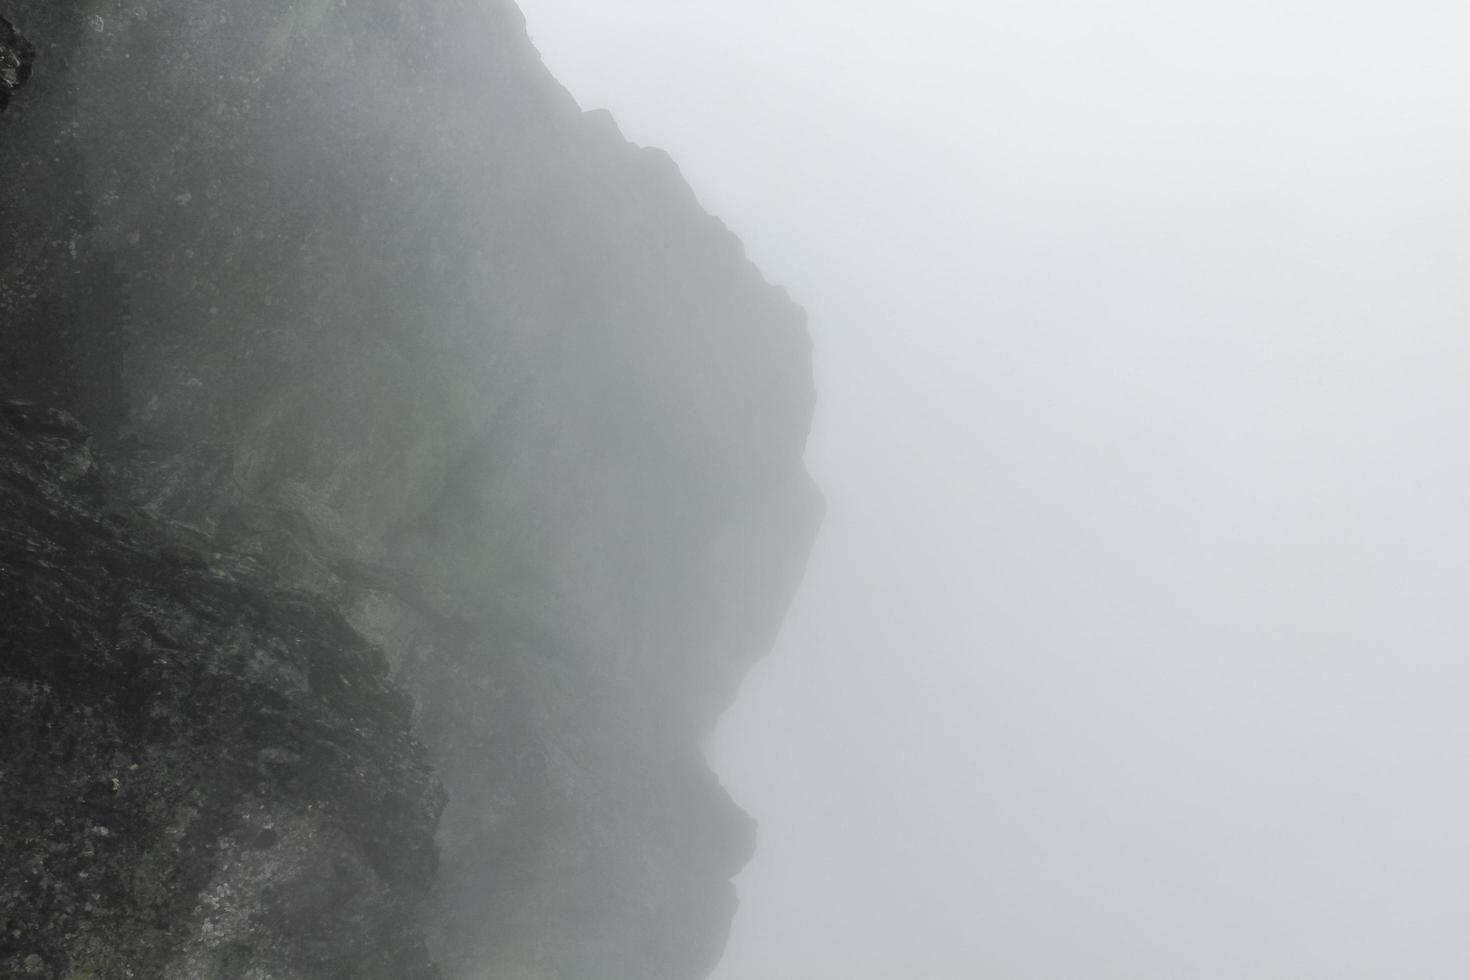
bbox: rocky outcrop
[0,2,819,979]
[0,401,444,979]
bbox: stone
[0,1,820,976]
[0,15,33,112]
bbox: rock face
[0,16,32,111]
[0,2,820,979]
[0,402,444,979]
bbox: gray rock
[0,401,445,979]
[0,1,821,976]
[0,16,33,111]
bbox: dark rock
[0,402,445,979]
[0,15,33,112]
[0,0,820,976]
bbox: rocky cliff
[0,2,821,978]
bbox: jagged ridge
[0,1,821,977]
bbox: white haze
[516,2,1470,977]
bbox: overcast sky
[517,2,1470,977]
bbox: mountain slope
[0,2,821,977]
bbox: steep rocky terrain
[0,401,443,979]
[0,1,821,978]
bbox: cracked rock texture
[0,1,821,978]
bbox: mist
[519,2,1470,977]
[3,0,1467,975]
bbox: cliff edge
[0,2,821,978]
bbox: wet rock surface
[0,402,444,979]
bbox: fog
[519,2,1470,977]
